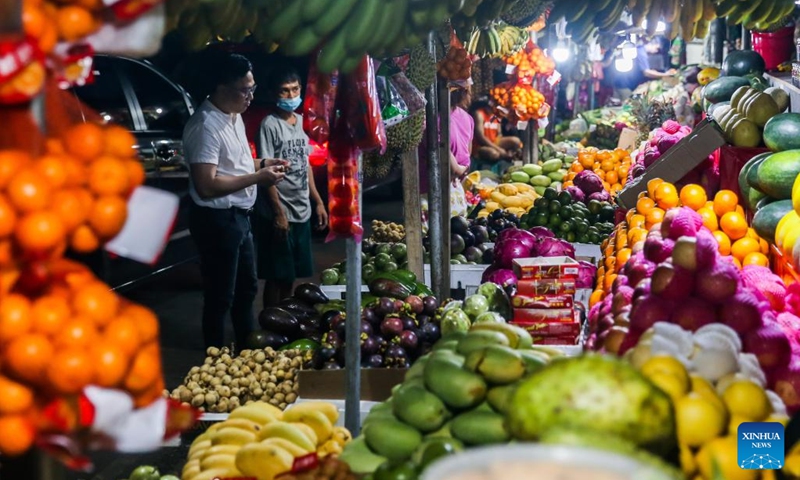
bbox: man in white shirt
[183,52,286,350]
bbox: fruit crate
[293,398,378,427]
[572,243,602,264]
[424,264,486,299]
[772,244,800,285]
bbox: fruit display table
[766,73,800,113]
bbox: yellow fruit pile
[590,180,770,307]
[184,401,352,480]
[638,356,786,480]
[774,175,800,283]
[475,182,540,218]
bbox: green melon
[753,150,800,200]
[763,113,800,152]
[752,199,794,243]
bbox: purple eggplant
[380,316,404,338]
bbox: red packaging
[511,320,581,336]
[341,56,387,153]
[512,256,580,280]
[325,120,363,242]
[303,56,339,145]
[517,279,577,296]
[512,308,575,323]
[512,294,573,309]
[532,335,579,345]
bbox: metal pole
[401,150,424,280]
[531,126,539,165]
[711,18,725,65]
[742,25,751,50]
[425,32,447,301]
[436,76,451,300]
[344,153,363,436]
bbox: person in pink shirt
[448,84,474,216]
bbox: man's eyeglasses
[235,85,257,97]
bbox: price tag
[0,37,45,105]
[103,0,164,21]
[538,116,550,130]
[104,186,179,266]
[547,70,562,86]
[505,64,516,75]
[513,160,523,167]
[517,121,529,130]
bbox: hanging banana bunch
[466,23,529,58]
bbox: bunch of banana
[466,23,527,58]
[171,0,261,51]
[452,0,519,33]
[183,401,352,480]
[254,0,470,74]
[501,0,553,28]
[676,0,713,40]
[716,0,796,31]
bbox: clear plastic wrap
[302,57,339,145]
[325,118,363,243]
[341,56,387,153]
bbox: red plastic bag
[339,56,387,153]
[325,119,363,242]
[303,55,339,145]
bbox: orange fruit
[0,194,17,238]
[679,184,707,211]
[0,151,28,189]
[4,333,53,384]
[134,376,166,409]
[0,375,33,414]
[720,211,748,240]
[72,281,119,327]
[125,160,145,192]
[88,156,130,196]
[743,252,770,267]
[15,210,66,253]
[589,290,604,307]
[51,189,88,233]
[0,294,32,343]
[697,207,718,231]
[713,190,739,217]
[31,294,71,337]
[92,344,130,388]
[746,228,760,240]
[653,182,679,209]
[122,304,160,343]
[760,238,769,255]
[712,230,732,256]
[647,178,664,198]
[104,125,136,158]
[53,316,99,347]
[104,315,142,356]
[629,213,646,229]
[732,256,743,269]
[636,196,656,216]
[88,195,127,239]
[55,5,96,42]
[615,249,632,271]
[604,273,617,292]
[731,237,761,262]
[22,4,47,39]
[47,348,93,395]
[124,342,161,393]
[6,169,52,213]
[735,205,746,217]
[645,207,665,227]
[61,157,87,187]
[33,154,68,189]
[62,122,105,162]
[70,224,100,253]
[0,414,35,456]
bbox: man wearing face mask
[254,70,328,308]
[184,52,287,350]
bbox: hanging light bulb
[656,21,666,32]
[615,57,633,72]
[620,40,637,60]
[552,39,570,63]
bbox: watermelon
[721,50,766,77]
[753,199,794,243]
[746,153,771,189]
[763,113,800,152]
[739,152,772,210]
[703,76,751,105]
[753,150,800,199]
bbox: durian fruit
[363,150,399,179]
[407,45,437,92]
[501,0,553,28]
[386,111,425,153]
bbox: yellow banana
[290,422,319,447]
[191,469,242,480]
[331,426,353,447]
[201,445,242,458]
[257,421,317,452]
[210,427,258,446]
[318,438,344,457]
[188,439,211,460]
[282,409,333,444]
[285,401,339,426]
[236,442,295,480]
[702,0,716,21]
[261,437,313,457]
[216,418,262,434]
[200,453,238,471]
[182,459,200,480]
[229,403,282,426]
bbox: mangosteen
[361,335,380,355]
[380,316,404,338]
[384,344,409,367]
[323,330,342,350]
[400,315,418,331]
[362,306,380,326]
[420,322,441,343]
[360,319,374,337]
[417,314,431,327]
[318,345,337,362]
[422,296,439,315]
[399,330,419,351]
[393,299,405,312]
[462,230,476,248]
[323,361,342,370]
[405,295,424,315]
[376,297,397,316]
[330,314,347,339]
[366,354,384,368]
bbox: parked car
[68,54,198,290]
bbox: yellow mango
[490,191,506,204]
[497,184,519,196]
[485,202,501,212]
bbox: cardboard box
[616,119,726,209]
[512,320,582,336]
[532,335,580,345]
[512,256,580,280]
[517,279,577,296]
[297,368,406,402]
[512,294,573,309]
[512,307,575,323]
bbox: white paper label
[505,64,516,75]
[513,161,523,167]
[548,70,562,85]
[538,116,550,129]
[517,121,529,130]
[105,186,180,266]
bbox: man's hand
[315,202,328,230]
[258,165,286,186]
[274,214,289,238]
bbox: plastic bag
[390,72,426,115]
[325,118,363,243]
[340,56,387,153]
[303,56,339,145]
[376,73,409,128]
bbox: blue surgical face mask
[277,96,302,112]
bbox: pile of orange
[0,259,164,456]
[506,43,555,76]
[0,122,160,458]
[437,47,472,81]
[563,147,632,197]
[490,84,547,121]
[0,122,144,268]
[23,0,104,54]
[589,179,770,308]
